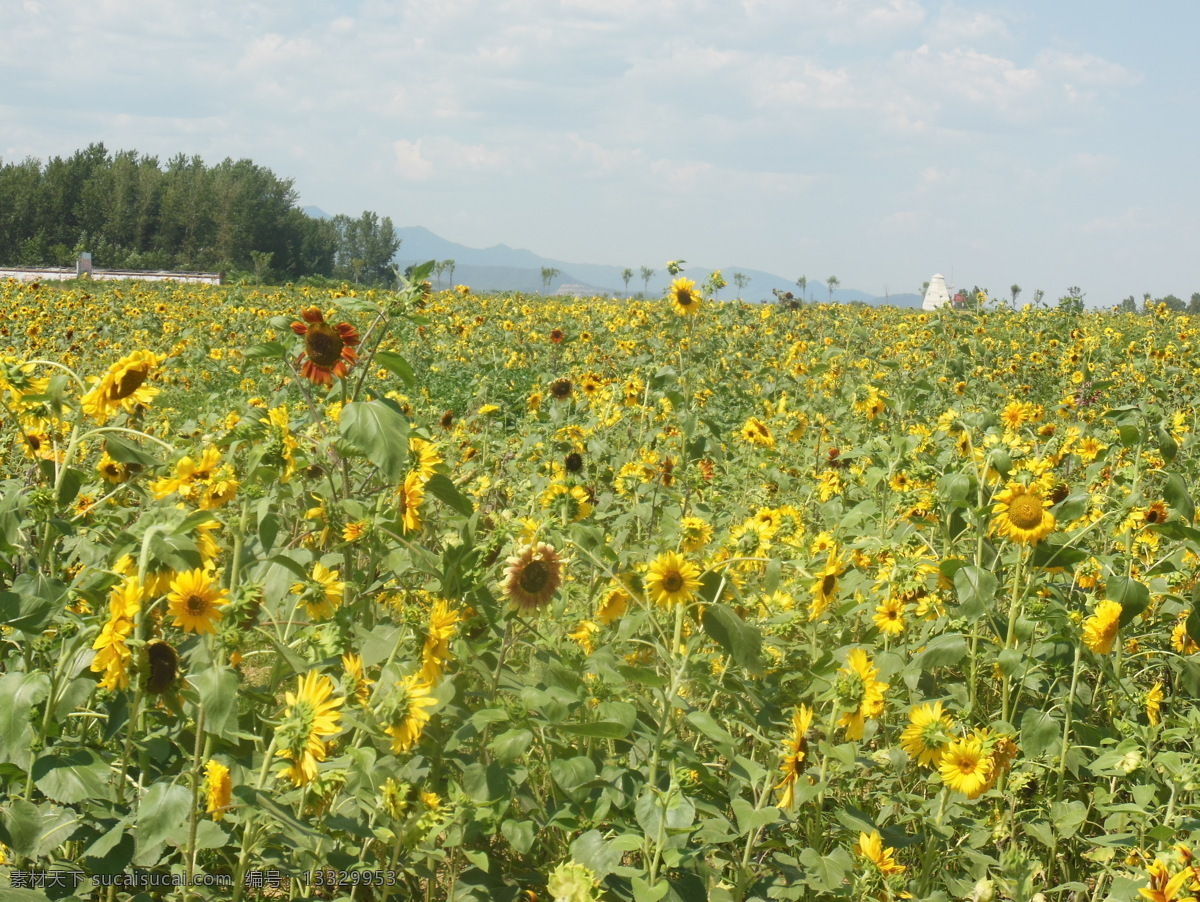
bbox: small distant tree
[622,267,633,296]
[796,275,807,300]
[1033,289,1045,308]
[733,272,750,300]
[826,275,839,301]
[1120,295,1138,313]
[541,266,560,293]
[640,266,654,296]
[1058,286,1085,314]
[1010,284,1021,308]
[350,257,365,285]
[1161,294,1185,312]
[1142,292,1153,314]
[250,249,273,285]
[1188,292,1200,314]
[444,259,456,285]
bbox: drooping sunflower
[808,556,843,621]
[144,639,180,694]
[1146,681,1165,725]
[276,670,344,787]
[596,585,630,625]
[290,307,360,386]
[678,516,714,552]
[419,599,462,684]
[668,278,702,316]
[408,437,443,483]
[81,350,164,422]
[166,569,229,634]
[739,417,775,448]
[384,674,438,753]
[645,551,702,608]
[342,652,374,706]
[938,735,992,799]
[91,576,142,691]
[203,759,232,821]
[991,482,1056,545]
[835,648,888,740]
[503,542,564,612]
[899,701,955,767]
[776,704,813,809]
[1082,600,1123,654]
[854,830,905,875]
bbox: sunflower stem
[1000,547,1027,726]
[186,705,206,888]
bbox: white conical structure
[922,273,950,311]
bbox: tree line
[0,143,400,285]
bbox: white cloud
[393,140,434,180]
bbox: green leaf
[798,846,852,892]
[731,798,781,836]
[1164,473,1195,525]
[488,728,534,764]
[915,632,967,669]
[424,473,474,516]
[1186,591,1200,648]
[1107,576,1150,627]
[550,756,597,793]
[685,711,737,756]
[103,433,158,467]
[632,878,670,902]
[500,818,536,855]
[187,666,241,740]
[0,671,51,768]
[0,589,57,637]
[570,829,624,880]
[1117,423,1141,447]
[1020,708,1061,758]
[340,399,410,481]
[0,799,81,859]
[243,341,288,359]
[462,762,512,804]
[235,787,322,841]
[1051,492,1090,523]
[954,566,996,619]
[1155,425,1178,464]
[32,749,113,803]
[373,350,416,386]
[134,782,191,866]
[700,603,764,677]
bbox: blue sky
[3,1,1196,303]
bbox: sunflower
[397,472,425,533]
[290,562,345,621]
[899,701,955,767]
[645,551,702,608]
[203,759,232,821]
[342,653,374,706]
[80,350,163,421]
[384,674,438,753]
[419,599,462,684]
[776,704,813,809]
[503,543,564,612]
[97,453,132,484]
[808,556,843,621]
[166,569,229,634]
[91,577,142,691]
[668,278,702,316]
[290,307,360,386]
[409,437,443,482]
[144,639,180,694]
[991,482,1056,545]
[739,417,775,448]
[679,516,714,552]
[541,483,593,522]
[835,649,887,740]
[938,735,992,798]
[1139,858,1195,902]
[1146,681,1165,725]
[276,670,344,787]
[854,830,905,875]
[873,596,906,636]
[549,377,574,400]
[1082,600,1123,654]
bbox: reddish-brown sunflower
[291,307,360,386]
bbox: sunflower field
[1,270,1200,902]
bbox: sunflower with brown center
[668,278,702,316]
[80,350,164,422]
[290,307,361,386]
[991,481,1056,545]
[503,542,564,612]
[167,569,229,634]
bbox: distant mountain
[302,205,332,220]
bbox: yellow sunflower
[776,704,813,810]
[276,670,344,787]
[397,471,425,533]
[645,551,702,608]
[808,556,843,621]
[384,674,438,753]
[1082,600,1123,654]
[899,701,955,767]
[991,481,1056,545]
[938,735,992,799]
[80,350,163,422]
[1146,681,1164,725]
[854,830,905,875]
[166,569,228,634]
[678,516,714,552]
[835,649,887,740]
[290,562,344,621]
[668,277,702,315]
[873,596,906,636]
[203,760,232,821]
